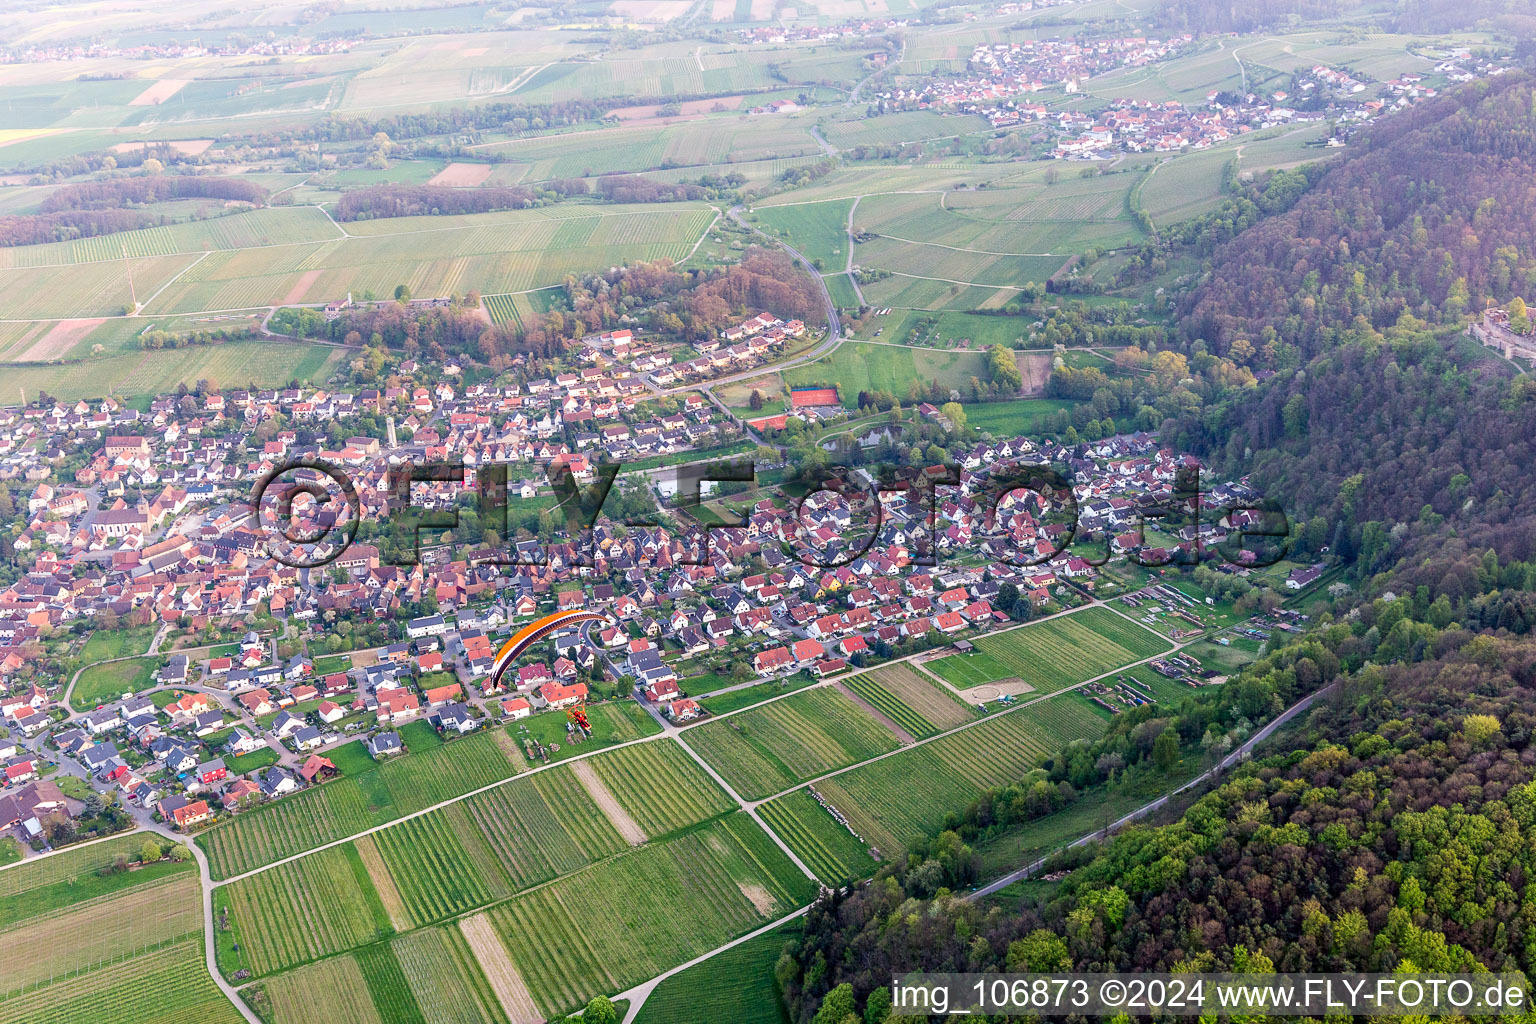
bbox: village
[0,317,1305,858]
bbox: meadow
[199,728,524,879]
[754,199,852,270]
[69,657,157,710]
[964,397,1080,436]
[782,342,986,405]
[929,607,1174,694]
[509,698,660,763]
[683,687,901,799]
[487,814,814,1017]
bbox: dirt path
[460,913,543,1024]
[353,835,411,931]
[569,760,647,845]
[831,680,915,744]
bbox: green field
[69,657,157,710]
[199,729,524,879]
[783,342,986,406]
[633,925,800,1024]
[585,739,736,838]
[964,398,1080,436]
[697,676,819,715]
[0,834,196,930]
[927,650,1016,689]
[683,688,901,800]
[755,199,852,271]
[371,805,511,926]
[253,924,512,1024]
[0,342,345,404]
[0,936,245,1024]
[806,701,1105,857]
[218,845,389,978]
[758,788,876,886]
[79,625,157,662]
[930,608,1174,694]
[462,764,628,889]
[0,867,241,1024]
[486,814,815,1017]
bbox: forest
[1180,75,1536,365]
[0,174,269,246]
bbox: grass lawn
[327,739,379,776]
[508,700,660,763]
[71,657,157,709]
[311,654,352,677]
[400,719,443,751]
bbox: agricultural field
[633,924,801,1024]
[0,936,244,1024]
[585,738,736,837]
[78,203,713,315]
[462,763,629,890]
[819,110,989,150]
[697,675,819,715]
[249,925,516,1024]
[478,117,818,179]
[758,788,876,886]
[0,834,195,930]
[782,342,986,405]
[0,872,203,993]
[844,662,979,738]
[754,199,852,271]
[683,687,901,800]
[487,814,814,1017]
[199,728,524,879]
[807,700,1104,856]
[371,805,511,926]
[931,607,1174,694]
[217,844,389,978]
[1139,148,1232,226]
[0,341,345,404]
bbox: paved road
[967,681,1337,900]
